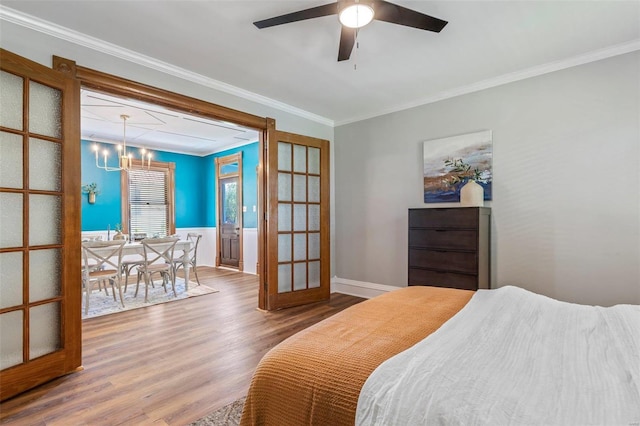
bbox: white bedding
[356,286,640,426]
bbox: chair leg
[144,271,150,303]
[169,270,177,297]
[161,273,168,293]
[124,266,130,292]
[84,281,91,315]
[134,270,142,297]
[192,264,201,286]
[115,277,125,308]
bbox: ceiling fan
[253,0,448,62]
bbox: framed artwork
[423,130,492,203]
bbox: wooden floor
[0,268,364,425]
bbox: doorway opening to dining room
[78,87,261,278]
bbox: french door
[264,127,330,310]
[0,49,81,400]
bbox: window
[121,160,175,238]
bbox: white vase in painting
[460,180,484,207]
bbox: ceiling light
[93,115,152,172]
[339,3,374,29]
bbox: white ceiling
[80,89,259,156]
[2,1,639,135]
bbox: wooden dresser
[408,207,490,290]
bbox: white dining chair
[81,240,126,315]
[172,233,202,287]
[135,237,179,302]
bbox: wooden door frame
[214,153,243,271]
[53,56,270,310]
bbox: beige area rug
[190,397,246,426]
[82,278,218,319]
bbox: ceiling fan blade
[254,3,338,29]
[338,26,356,61]
[372,0,447,32]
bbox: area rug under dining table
[82,278,218,319]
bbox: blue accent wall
[81,140,259,231]
[81,140,122,231]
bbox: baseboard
[331,276,401,299]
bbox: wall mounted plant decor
[81,182,100,204]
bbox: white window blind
[128,169,168,238]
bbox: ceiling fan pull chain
[353,27,360,70]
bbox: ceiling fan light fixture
[339,3,374,29]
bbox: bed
[240,286,640,425]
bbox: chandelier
[93,114,152,172]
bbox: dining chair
[81,240,126,315]
[172,233,202,287]
[135,237,179,302]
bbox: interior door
[265,128,330,310]
[215,153,243,270]
[219,176,240,267]
[0,49,81,400]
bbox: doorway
[215,153,243,270]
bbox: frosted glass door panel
[29,194,62,246]
[278,203,291,232]
[308,176,320,203]
[28,81,61,138]
[278,234,291,262]
[308,233,320,260]
[278,173,291,201]
[308,261,320,288]
[293,175,306,202]
[29,302,61,360]
[0,252,23,309]
[29,249,61,302]
[308,205,320,231]
[293,234,306,261]
[278,264,291,293]
[308,148,320,174]
[293,204,306,231]
[29,138,61,191]
[293,145,306,173]
[0,132,23,188]
[278,142,291,171]
[0,71,23,131]
[0,311,23,369]
[0,193,23,248]
[293,263,306,291]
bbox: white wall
[334,52,640,306]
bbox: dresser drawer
[409,229,477,250]
[408,208,478,229]
[408,268,478,291]
[408,249,477,274]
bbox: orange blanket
[240,286,473,425]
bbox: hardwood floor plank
[0,268,364,425]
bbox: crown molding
[335,38,640,126]
[0,6,335,128]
